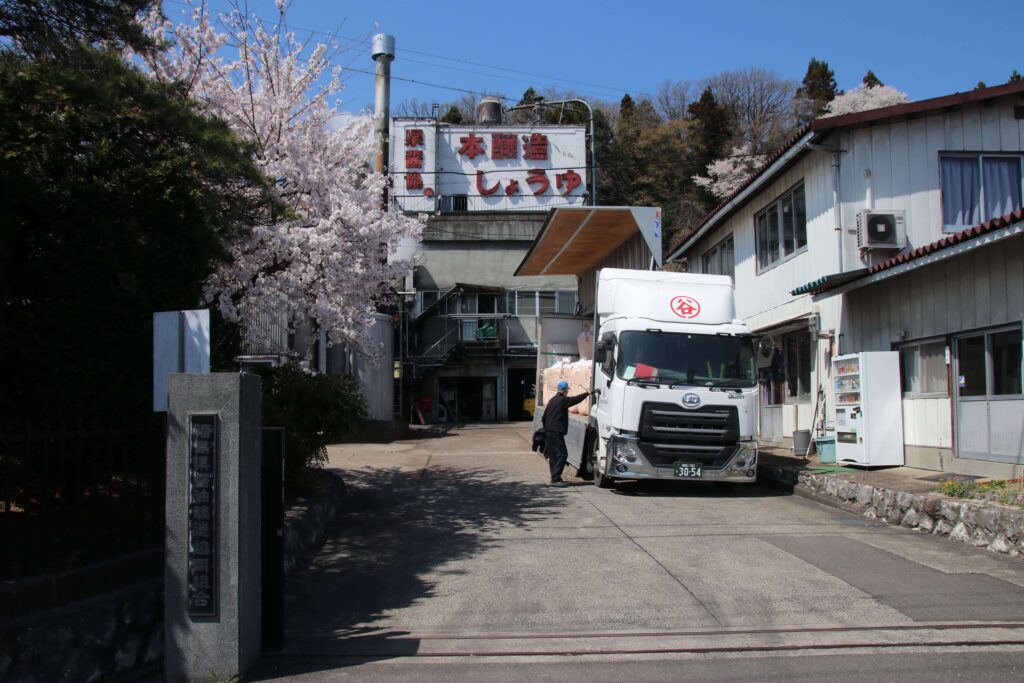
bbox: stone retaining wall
[1,468,349,681]
[0,579,163,683]
[283,470,348,576]
[760,463,1024,558]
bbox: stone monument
[164,373,262,681]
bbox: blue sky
[170,0,1024,112]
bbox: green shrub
[251,365,367,491]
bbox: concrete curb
[758,463,1024,558]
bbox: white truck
[537,268,759,487]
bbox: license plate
[674,463,702,478]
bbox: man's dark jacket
[542,392,589,434]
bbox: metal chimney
[477,97,503,125]
[371,34,395,201]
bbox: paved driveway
[254,424,1024,680]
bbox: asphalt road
[252,424,1024,681]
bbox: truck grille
[638,402,739,468]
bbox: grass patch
[937,477,1024,507]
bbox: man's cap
[557,381,569,390]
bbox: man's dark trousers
[545,430,569,482]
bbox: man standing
[542,380,590,486]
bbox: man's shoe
[550,480,567,487]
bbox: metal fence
[0,415,165,579]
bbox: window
[538,291,557,315]
[898,340,948,396]
[756,183,807,271]
[783,329,812,400]
[418,290,439,314]
[616,331,755,386]
[956,327,1023,398]
[460,293,478,314]
[941,154,1024,231]
[992,329,1023,395]
[478,294,497,314]
[556,291,576,314]
[516,291,537,316]
[599,333,616,377]
[702,235,735,280]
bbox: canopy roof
[514,206,662,277]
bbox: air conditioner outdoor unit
[857,209,906,250]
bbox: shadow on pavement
[608,479,790,499]
[251,464,569,679]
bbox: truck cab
[537,268,758,487]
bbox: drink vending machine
[832,351,904,466]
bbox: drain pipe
[808,143,845,272]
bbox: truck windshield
[616,331,756,387]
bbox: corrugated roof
[867,208,1024,274]
[789,269,869,296]
[790,209,1024,297]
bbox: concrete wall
[414,213,575,291]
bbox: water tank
[477,97,503,125]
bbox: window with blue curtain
[941,154,1023,230]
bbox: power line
[162,0,630,98]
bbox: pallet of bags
[541,361,567,406]
[568,361,583,414]
[576,361,594,416]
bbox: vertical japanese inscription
[188,414,218,619]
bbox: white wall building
[668,81,1024,478]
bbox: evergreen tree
[795,57,838,120]
[1009,69,1022,83]
[862,70,884,88]
[0,0,155,56]
[687,87,733,170]
[440,104,464,124]
[0,49,276,413]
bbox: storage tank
[477,97,503,124]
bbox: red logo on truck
[670,296,701,319]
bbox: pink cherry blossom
[137,2,423,358]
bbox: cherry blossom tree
[139,1,423,356]
[823,83,909,117]
[692,144,768,200]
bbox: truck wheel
[590,440,615,489]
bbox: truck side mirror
[594,341,607,363]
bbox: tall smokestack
[371,34,395,206]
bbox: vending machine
[832,351,904,466]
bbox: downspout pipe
[808,143,845,273]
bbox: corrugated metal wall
[844,235,1024,352]
[578,233,651,314]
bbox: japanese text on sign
[188,414,218,619]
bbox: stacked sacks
[568,359,594,416]
[542,361,568,406]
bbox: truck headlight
[613,437,642,464]
[733,441,758,469]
